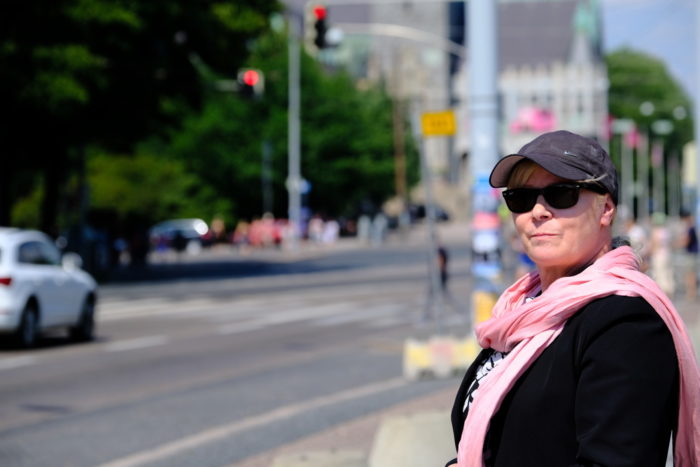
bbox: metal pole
[669,153,680,219]
[468,0,499,177]
[467,0,500,330]
[419,133,445,335]
[288,15,302,250]
[621,134,633,217]
[652,138,665,214]
[638,132,650,224]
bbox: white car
[0,228,97,347]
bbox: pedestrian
[650,211,675,296]
[421,244,464,322]
[680,213,699,300]
[446,130,700,466]
[438,245,449,289]
[623,215,651,272]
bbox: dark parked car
[409,204,450,222]
[149,218,210,254]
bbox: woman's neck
[539,243,612,291]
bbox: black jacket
[448,295,679,467]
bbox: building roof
[497,0,599,70]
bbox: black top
[447,295,679,467]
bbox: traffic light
[237,68,264,98]
[313,5,328,49]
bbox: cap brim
[489,153,593,188]
[489,155,525,188]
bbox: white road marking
[103,336,169,352]
[0,356,37,371]
[364,315,406,329]
[97,377,407,467]
[99,298,223,321]
[216,321,265,335]
[259,302,356,325]
[98,277,422,320]
[313,304,403,326]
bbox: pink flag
[624,127,640,149]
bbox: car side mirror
[62,252,83,270]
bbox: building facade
[283,0,608,215]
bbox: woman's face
[512,166,616,279]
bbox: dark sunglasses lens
[503,184,582,213]
[503,188,538,213]
[544,185,579,209]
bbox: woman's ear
[600,195,616,227]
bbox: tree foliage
[3,1,416,236]
[0,0,281,229]
[154,28,416,226]
[606,48,693,157]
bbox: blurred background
[0,1,698,466]
[1,0,695,277]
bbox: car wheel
[69,298,95,342]
[16,303,39,348]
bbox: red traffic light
[237,68,264,98]
[242,69,260,87]
[313,5,327,20]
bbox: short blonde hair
[507,160,609,192]
[507,160,539,189]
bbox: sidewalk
[232,294,700,467]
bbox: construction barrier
[403,336,480,380]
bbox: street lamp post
[637,101,656,223]
[650,119,673,215]
[287,9,302,251]
[611,118,635,218]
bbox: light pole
[287,8,302,251]
[611,118,635,218]
[650,119,673,215]
[637,101,655,224]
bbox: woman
[447,130,700,466]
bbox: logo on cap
[563,150,578,157]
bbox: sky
[602,0,697,104]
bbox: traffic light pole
[288,13,303,251]
[467,0,501,328]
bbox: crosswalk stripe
[104,335,169,352]
[312,303,404,326]
[259,302,356,325]
[0,356,37,371]
[216,321,266,335]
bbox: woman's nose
[531,195,552,219]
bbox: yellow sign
[421,110,456,136]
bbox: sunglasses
[502,182,607,213]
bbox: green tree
[160,28,417,226]
[606,48,693,165]
[87,151,228,223]
[1,0,281,230]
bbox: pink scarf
[457,246,700,466]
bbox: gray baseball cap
[489,130,619,204]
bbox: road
[0,231,473,467]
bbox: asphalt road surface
[0,236,474,467]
